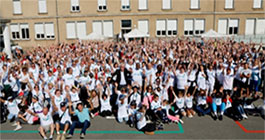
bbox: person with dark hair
[67,101,91,139]
[135,105,156,135]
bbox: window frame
[98,0,107,11]
[35,22,55,40]
[121,0,131,11]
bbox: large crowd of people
[0,38,264,140]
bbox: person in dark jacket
[112,63,132,89]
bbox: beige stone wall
[0,0,264,49]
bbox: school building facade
[0,0,265,49]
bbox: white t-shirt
[151,100,161,110]
[176,72,188,90]
[197,72,207,90]
[63,74,75,87]
[132,69,142,83]
[38,110,54,126]
[240,68,252,83]
[223,73,235,90]
[175,96,185,109]
[100,97,112,112]
[213,98,222,106]
[69,91,80,102]
[117,98,128,118]
[207,69,216,84]
[197,96,207,105]
[5,100,19,115]
[136,112,146,130]
[58,109,72,124]
[185,96,193,108]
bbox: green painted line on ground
[0,123,184,134]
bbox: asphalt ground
[0,100,264,140]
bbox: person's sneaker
[218,115,223,121]
[14,125,22,131]
[129,123,134,128]
[56,134,61,140]
[213,115,217,121]
[49,138,53,140]
[80,133,85,139]
[178,119,184,124]
[12,122,18,126]
[90,113,95,118]
[188,114,193,118]
[242,114,248,119]
[66,134,72,139]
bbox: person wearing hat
[66,101,91,139]
[54,102,72,140]
[0,96,23,131]
[116,93,129,123]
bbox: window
[225,0,234,9]
[167,19,177,36]
[256,19,265,35]
[10,24,20,40]
[162,0,171,9]
[121,0,130,10]
[92,21,113,37]
[92,21,103,35]
[77,22,87,39]
[245,19,255,35]
[218,19,227,35]
[121,20,131,34]
[138,20,149,34]
[45,23,55,39]
[35,23,55,39]
[13,0,22,14]
[190,0,199,9]
[66,22,76,39]
[66,21,87,39]
[228,19,238,35]
[253,0,262,8]
[194,19,204,35]
[20,24,30,39]
[103,21,113,37]
[156,20,166,36]
[38,0,47,13]
[184,20,193,36]
[71,0,80,12]
[98,0,107,11]
[10,23,29,40]
[218,19,238,35]
[139,0,147,10]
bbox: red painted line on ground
[235,121,265,133]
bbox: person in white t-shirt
[63,68,75,88]
[54,102,72,140]
[99,86,112,117]
[0,96,23,131]
[222,68,235,96]
[32,105,55,140]
[136,105,156,135]
[116,93,129,123]
[240,63,252,96]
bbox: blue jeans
[196,105,211,115]
[237,105,246,115]
[212,102,226,113]
[68,120,90,135]
[117,116,129,123]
